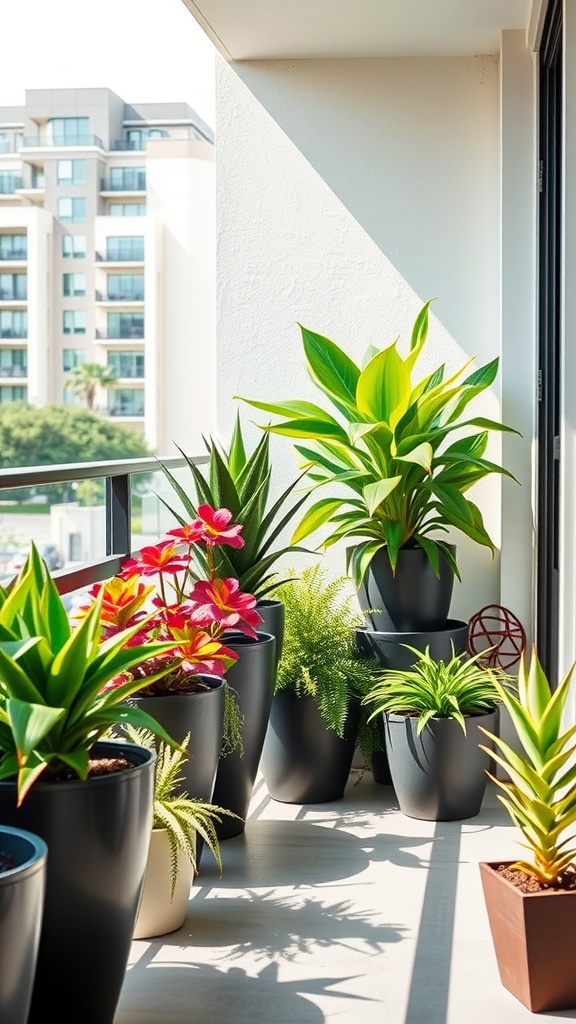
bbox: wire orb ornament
[468,604,526,671]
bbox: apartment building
[0,88,216,454]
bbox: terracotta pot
[480,860,576,1012]
[133,829,194,939]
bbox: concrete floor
[117,771,576,1024]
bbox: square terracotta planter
[480,861,576,1012]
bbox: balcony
[0,248,27,262]
[22,134,104,149]
[95,251,144,265]
[95,290,144,304]
[108,404,145,418]
[0,366,27,378]
[100,175,146,194]
[0,176,23,195]
[95,328,145,341]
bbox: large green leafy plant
[0,544,180,804]
[363,645,500,734]
[239,301,518,586]
[158,414,310,598]
[276,564,383,758]
[479,650,576,887]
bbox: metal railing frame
[0,454,206,595]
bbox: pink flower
[187,577,262,637]
[166,522,206,544]
[193,505,245,548]
[121,540,190,578]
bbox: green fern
[124,728,240,897]
[276,564,382,756]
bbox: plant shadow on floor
[119,956,372,1024]
[172,887,407,962]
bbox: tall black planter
[212,631,276,838]
[0,827,47,1024]
[256,598,285,666]
[385,709,498,821]
[0,740,155,1024]
[356,544,456,632]
[261,690,360,803]
[129,676,225,804]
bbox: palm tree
[66,362,118,411]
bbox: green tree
[0,404,152,503]
[65,362,118,410]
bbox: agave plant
[238,301,519,586]
[479,650,576,887]
[157,413,310,597]
[0,543,180,804]
[124,728,239,895]
[363,645,501,734]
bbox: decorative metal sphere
[468,604,526,671]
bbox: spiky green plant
[157,413,310,597]
[363,645,500,734]
[479,650,576,887]
[126,728,240,897]
[276,564,382,756]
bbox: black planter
[262,690,360,803]
[0,740,155,1024]
[212,631,276,838]
[256,598,285,666]
[129,675,225,804]
[356,544,456,632]
[0,827,47,1024]
[355,619,469,671]
[384,708,498,820]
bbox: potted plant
[126,729,239,939]
[0,825,47,1024]
[363,645,500,820]
[157,411,310,658]
[78,503,258,817]
[238,301,518,633]
[0,542,185,1024]
[261,564,383,804]
[478,650,576,1013]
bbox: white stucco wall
[215,51,535,625]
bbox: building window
[108,387,144,416]
[0,385,26,404]
[58,197,86,223]
[108,202,146,217]
[57,159,86,185]
[62,273,86,297]
[47,117,90,146]
[63,310,87,335]
[31,166,45,189]
[107,351,145,379]
[0,134,8,154]
[0,235,27,260]
[0,349,27,377]
[0,274,27,300]
[62,234,86,259]
[106,274,144,301]
[106,312,144,338]
[63,348,86,371]
[105,236,144,261]
[124,128,167,150]
[0,311,27,338]
[108,167,146,191]
[0,171,22,194]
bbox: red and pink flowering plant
[78,505,262,702]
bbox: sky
[1,0,216,129]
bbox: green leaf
[349,540,387,589]
[395,442,433,473]
[291,499,344,545]
[235,395,343,425]
[299,324,360,416]
[267,418,350,444]
[356,343,411,426]
[362,477,401,516]
[405,300,432,371]
[227,411,247,480]
[7,698,66,759]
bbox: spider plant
[363,645,501,734]
[126,728,239,896]
[479,649,576,887]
